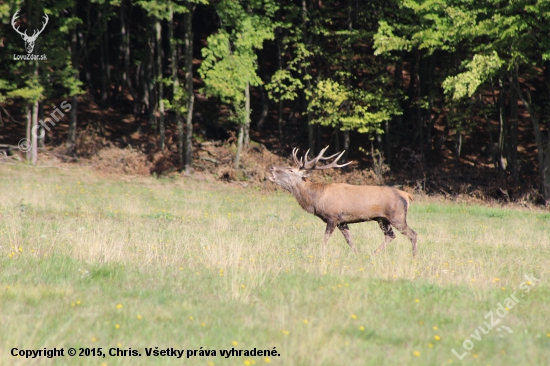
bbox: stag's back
[314,183,412,223]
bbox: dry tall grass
[1,164,549,365]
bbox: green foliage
[265,69,304,102]
[265,40,314,102]
[374,20,416,55]
[0,1,85,108]
[374,0,481,56]
[198,0,277,125]
[264,0,321,107]
[0,80,15,104]
[135,0,209,20]
[308,79,399,134]
[136,0,189,18]
[442,52,504,100]
[375,0,550,101]
[200,31,262,105]
[158,75,188,115]
[7,76,43,103]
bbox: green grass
[1,164,549,365]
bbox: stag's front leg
[373,218,396,255]
[338,223,357,253]
[324,220,337,246]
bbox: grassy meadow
[1,164,549,366]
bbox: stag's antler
[292,146,352,170]
[11,11,26,37]
[36,13,49,38]
[11,11,48,40]
[28,14,49,40]
[291,147,303,167]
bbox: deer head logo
[11,10,49,54]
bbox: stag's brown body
[269,147,417,256]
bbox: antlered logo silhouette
[11,10,49,54]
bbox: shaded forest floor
[0,92,546,209]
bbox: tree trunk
[433,115,450,151]
[305,79,314,152]
[256,50,269,132]
[31,101,38,165]
[393,54,404,131]
[342,129,350,163]
[67,8,79,151]
[121,0,138,114]
[509,68,519,182]
[104,29,111,100]
[375,132,383,156]
[169,6,184,167]
[480,93,497,170]
[543,143,550,205]
[113,54,121,105]
[67,95,78,150]
[38,102,45,148]
[315,124,322,154]
[511,75,550,204]
[184,8,195,175]
[26,103,31,161]
[138,50,148,117]
[497,76,508,170]
[334,127,340,152]
[455,130,462,168]
[544,61,550,204]
[147,18,157,129]
[424,56,435,160]
[384,120,391,166]
[84,57,94,99]
[244,81,250,148]
[276,20,284,144]
[99,14,109,107]
[234,125,244,170]
[404,51,417,128]
[156,18,165,150]
[278,101,284,144]
[256,85,269,132]
[417,54,425,150]
[301,0,315,154]
[307,109,314,154]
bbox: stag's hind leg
[373,218,396,255]
[392,222,418,257]
[338,223,357,253]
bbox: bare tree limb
[0,105,20,126]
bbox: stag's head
[12,11,49,54]
[269,146,351,191]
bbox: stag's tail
[396,190,414,212]
[397,190,413,202]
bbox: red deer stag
[268,146,418,256]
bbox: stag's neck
[290,180,324,215]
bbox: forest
[1,0,549,205]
